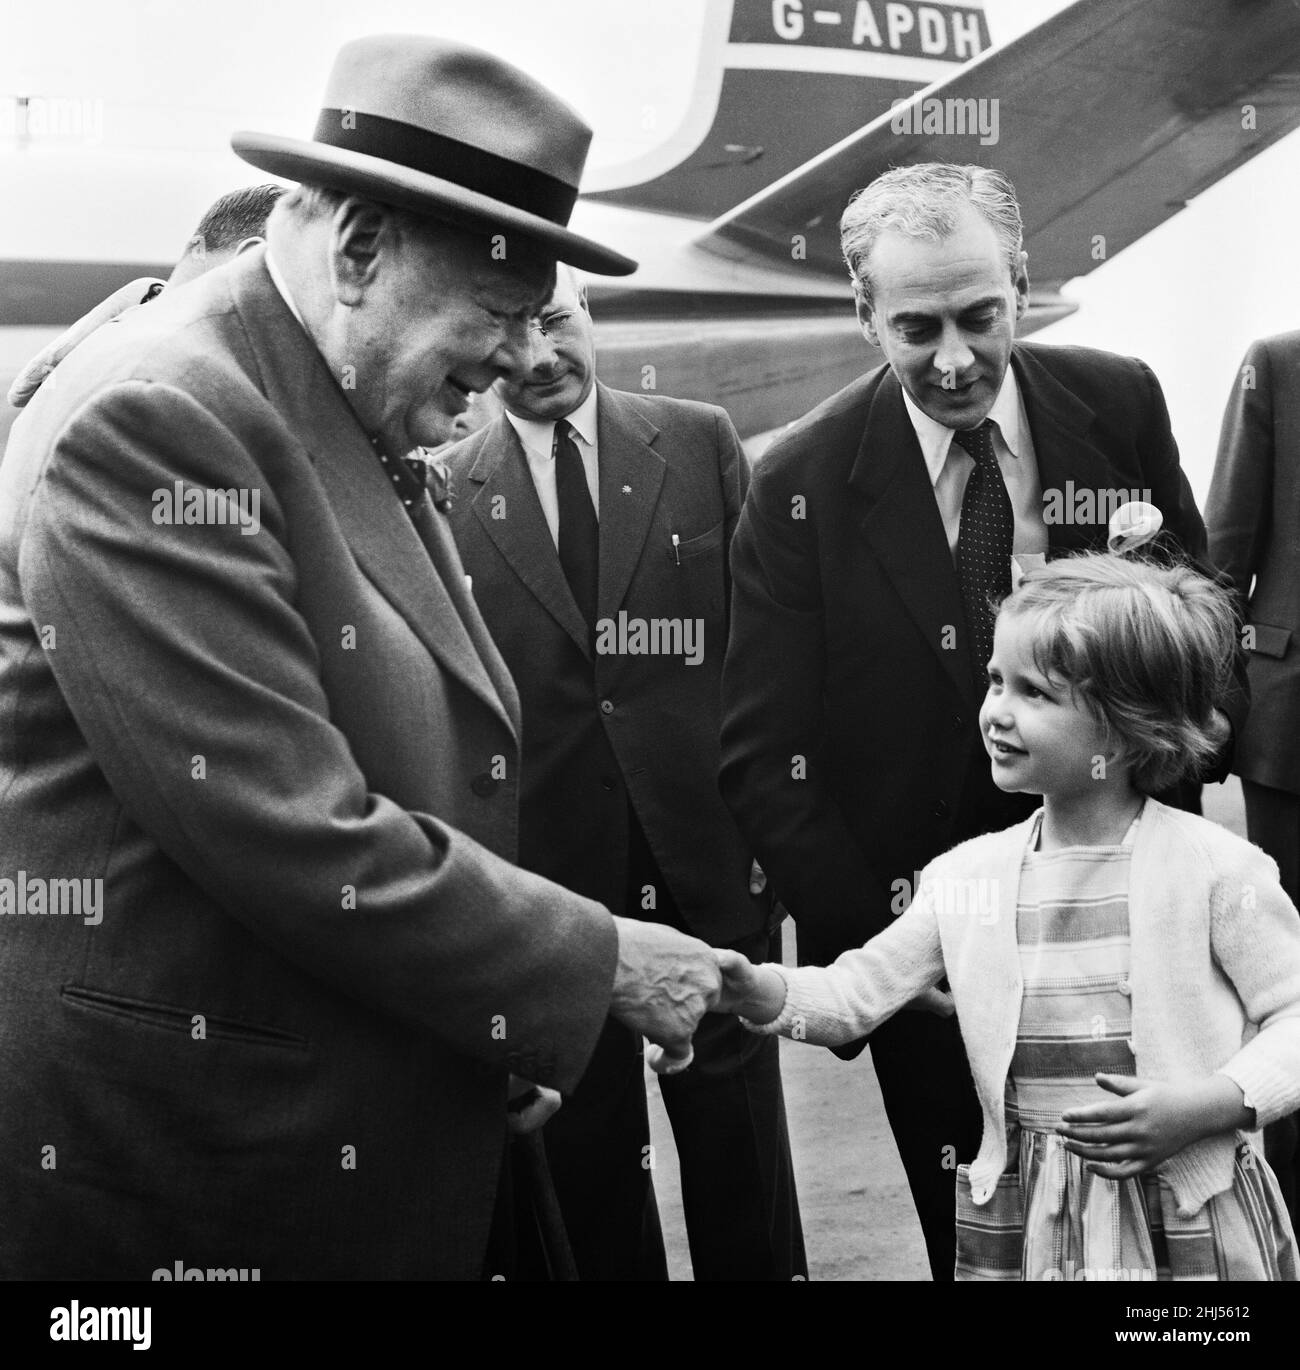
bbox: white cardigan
[753,799,1300,1217]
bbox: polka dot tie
[953,419,1012,692]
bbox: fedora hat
[232,34,636,276]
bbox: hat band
[313,109,578,225]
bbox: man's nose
[494,317,547,378]
[933,323,975,380]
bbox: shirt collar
[504,384,599,458]
[900,365,1030,487]
[263,249,309,331]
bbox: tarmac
[646,775,1249,1280]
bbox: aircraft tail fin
[690,0,1300,292]
[584,0,990,220]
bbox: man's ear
[233,235,265,257]
[329,199,390,306]
[1012,250,1030,321]
[856,293,880,347]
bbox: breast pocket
[670,520,726,624]
[673,520,724,562]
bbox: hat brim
[231,130,638,276]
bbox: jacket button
[952,715,965,732]
[471,774,497,797]
[1117,977,1131,996]
[599,699,615,715]
[600,776,617,792]
[931,800,950,818]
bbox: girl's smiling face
[978,611,1116,800]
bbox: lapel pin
[622,484,632,494]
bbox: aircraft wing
[697,0,1300,292]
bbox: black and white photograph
[2,0,1299,1349]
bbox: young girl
[718,551,1300,1280]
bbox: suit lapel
[228,251,517,735]
[594,385,666,622]
[468,416,592,657]
[850,370,975,704]
[1012,346,1117,556]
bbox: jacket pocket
[671,520,724,562]
[61,983,309,1052]
[1247,623,1292,659]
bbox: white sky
[3,0,1297,499]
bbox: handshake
[609,917,772,1075]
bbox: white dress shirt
[504,386,601,549]
[900,368,1048,561]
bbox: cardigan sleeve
[1208,845,1300,1126]
[743,878,947,1046]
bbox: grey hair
[840,163,1024,311]
[271,183,428,241]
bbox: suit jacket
[0,249,616,1280]
[1207,331,1300,794]
[721,342,1232,970]
[444,383,767,944]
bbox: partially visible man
[6,184,285,410]
[720,163,1238,1280]
[444,265,805,1280]
[0,35,721,1280]
[167,182,286,287]
[1207,332,1300,1224]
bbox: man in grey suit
[0,35,720,1280]
[1207,332,1300,1223]
[444,265,805,1280]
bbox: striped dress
[955,814,1298,1281]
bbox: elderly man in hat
[0,35,721,1280]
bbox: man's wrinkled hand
[609,917,720,1063]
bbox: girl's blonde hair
[1000,553,1238,793]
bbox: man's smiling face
[496,264,595,422]
[859,202,1028,430]
[361,223,555,451]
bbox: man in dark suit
[0,35,721,1280]
[720,162,1237,1280]
[444,264,805,1280]
[1207,332,1300,1223]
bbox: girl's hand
[905,986,955,1018]
[714,948,786,1022]
[1057,1073,1253,1180]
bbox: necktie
[554,418,599,626]
[953,419,1013,692]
